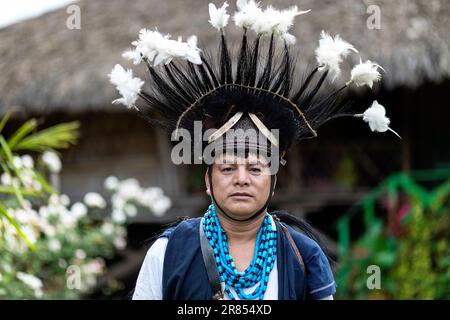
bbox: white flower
[117,178,141,199]
[71,202,88,219]
[22,170,35,188]
[150,197,171,217]
[122,49,143,65]
[60,194,70,207]
[21,155,34,169]
[115,225,127,238]
[16,207,40,227]
[39,220,56,237]
[315,30,358,81]
[208,2,230,31]
[349,59,384,88]
[16,272,43,298]
[58,259,67,269]
[108,64,144,110]
[75,249,87,260]
[82,259,105,275]
[11,177,20,188]
[362,101,401,138]
[83,192,106,209]
[49,193,60,205]
[114,236,127,250]
[104,176,119,191]
[124,203,138,217]
[234,0,263,29]
[60,212,77,228]
[21,225,38,245]
[111,194,126,211]
[13,156,23,168]
[130,28,202,67]
[22,169,34,189]
[33,181,42,191]
[1,172,12,186]
[101,222,115,236]
[112,210,126,224]
[42,151,62,173]
[139,187,163,207]
[48,239,61,252]
[38,206,49,219]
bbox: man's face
[205,152,274,220]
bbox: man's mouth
[230,192,253,199]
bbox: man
[109,0,398,300]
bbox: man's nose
[234,165,250,185]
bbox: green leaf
[6,119,38,151]
[363,198,376,229]
[33,171,55,194]
[0,185,41,197]
[337,216,350,257]
[15,121,80,152]
[0,112,12,134]
[0,205,35,250]
[0,136,14,163]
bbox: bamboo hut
[1,0,449,221]
[1,0,449,298]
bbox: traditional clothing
[133,215,335,300]
[110,0,399,300]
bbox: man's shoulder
[281,222,325,261]
[159,217,201,239]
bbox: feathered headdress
[109,0,400,165]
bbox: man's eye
[250,167,262,173]
[221,167,233,172]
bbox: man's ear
[205,168,211,196]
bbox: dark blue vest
[159,217,330,300]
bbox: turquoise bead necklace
[202,203,277,299]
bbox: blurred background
[0,0,449,299]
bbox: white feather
[350,59,384,88]
[233,0,263,29]
[208,2,230,31]
[108,64,144,110]
[234,1,309,46]
[122,49,142,65]
[131,28,202,67]
[315,30,358,81]
[185,35,202,64]
[264,6,310,35]
[362,101,401,138]
[282,32,296,46]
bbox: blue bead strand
[202,203,277,300]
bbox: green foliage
[336,170,450,299]
[1,113,171,299]
[0,113,78,245]
[0,113,124,299]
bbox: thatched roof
[0,0,449,115]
